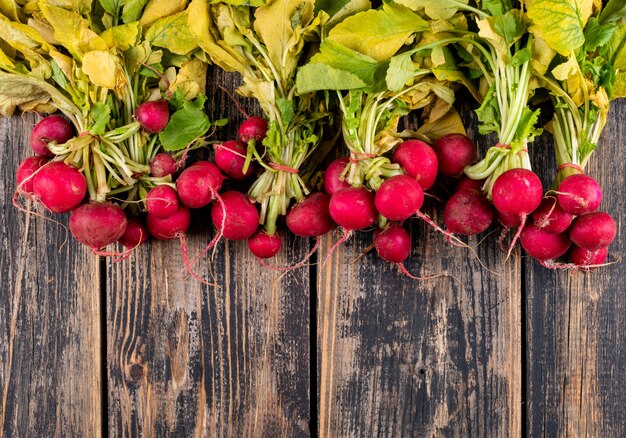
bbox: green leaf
[296,63,367,93]
[315,0,351,16]
[510,47,531,67]
[145,11,197,55]
[386,52,416,91]
[277,98,295,126]
[122,0,147,23]
[481,0,513,16]
[527,0,593,56]
[493,11,523,45]
[474,85,500,136]
[583,17,617,52]
[513,107,542,145]
[327,3,428,61]
[89,102,111,135]
[50,60,69,90]
[598,0,626,24]
[159,99,212,151]
[99,0,123,16]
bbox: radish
[176,161,225,209]
[432,134,477,177]
[520,224,571,261]
[444,189,493,235]
[455,177,484,193]
[556,174,602,215]
[329,187,378,231]
[391,139,438,190]
[32,161,87,213]
[150,153,177,177]
[118,217,149,248]
[374,175,423,222]
[16,156,48,194]
[146,205,191,240]
[532,198,574,234]
[373,222,411,263]
[214,140,256,180]
[324,157,351,195]
[69,202,128,249]
[248,230,282,258]
[286,192,336,237]
[492,169,543,216]
[210,191,259,240]
[238,116,268,143]
[135,100,169,133]
[145,185,179,219]
[570,245,609,267]
[569,211,616,251]
[30,115,75,157]
[497,211,522,228]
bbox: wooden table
[1,70,625,437]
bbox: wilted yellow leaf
[0,80,51,116]
[417,107,466,141]
[145,11,197,55]
[170,58,207,99]
[140,0,187,27]
[101,22,141,50]
[82,50,122,90]
[0,0,24,21]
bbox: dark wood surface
[1,69,625,437]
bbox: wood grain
[106,68,311,437]
[0,114,102,437]
[526,100,626,437]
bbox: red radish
[176,161,225,209]
[16,156,48,193]
[136,100,169,133]
[329,187,377,231]
[248,230,282,258]
[30,115,75,157]
[455,177,484,193]
[520,224,571,260]
[238,116,268,143]
[150,153,177,177]
[570,245,609,267]
[32,161,87,213]
[286,192,336,237]
[432,134,477,177]
[324,157,351,195]
[145,185,179,219]
[69,202,128,249]
[492,169,543,216]
[569,211,616,251]
[444,189,493,235]
[210,191,259,240]
[556,174,602,215]
[118,217,149,248]
[391,139,438,190]
[374,175,424,221]
[532,198,574,234]
[214,140,255,180]
[374,222,411,263]
[146,205,191,240]
[497,211,522,228]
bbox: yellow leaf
[0,45,14,69]
[140,0,187,28]
[170,58,207,99]
[49,49,73,77]
[0,0,24,21]
[27,17,58,45]
[101,22,141,50]
[551,55,578,81]
[145,11,197,55]
[82,50,122,89]
[531,34,555,75]
[0,80,51,116]
[417,107,466,141]
[612,72,626,99]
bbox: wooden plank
[526,100,626,437]
[0,114,102,437]
[107,69,311,437]
[317,114,523,436]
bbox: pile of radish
[5,0,626,278]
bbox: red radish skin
[238,116,268,143]
[176,161,225,209]
[136,100,169,133]
[497,211,522,228]
[214,140,255,180]
[374,222,411,263]
[30,115,75,157]
[570,245,609,267]
[455,177,484,193]
[286,192,336,237]
[16,156,48,193]
[444,189,493,235]
[118,217,149,248]
[145,185,179,219]
[520,225,571,260]
[375,175,424,222]
[569,211,616,251]
[532,198,574,234]
[391,140,438,190]
[69,202,128,249]
[32,161,87,213]
[146,205,191,240]
[329,187,378,231]
[432,134,477,177]
[324,157,351,195]
[556,174,602,215]
[492,169,543,216]
[248,231,282,258]
[150,153,177,177]
[210,191,259,241]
